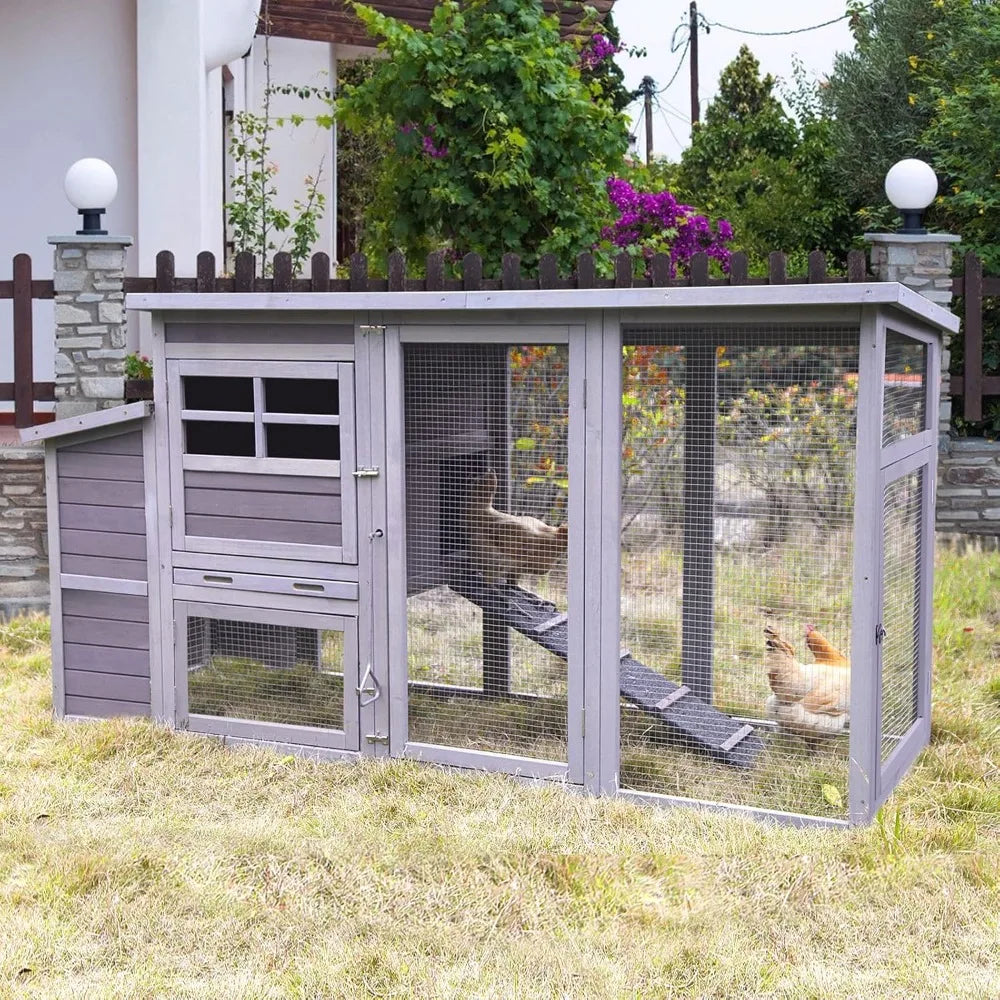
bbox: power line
[657,35,690,95]
[705,3,875,38]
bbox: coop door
[388,333,585,784]
[166,360,357,563]
[174,601,360,750]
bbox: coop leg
[482,600,512,698]
[682,340,716,703]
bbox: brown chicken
[764,626,850,745]
[805,623,849,667]
[466,470,568,587]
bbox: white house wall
[0,0,138,398]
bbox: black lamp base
[76,208,107,236]
[896,209,927,236]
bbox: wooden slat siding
[729,252,748,286]
[311,251,331,291]
[58,478,145,507]
[614,252,632,288]
[57,451,144,482]
[963,250,984,421]
[186,514,343,545]
[155,250,175,293]
[61,554,147,580]
[847,249,867,283]
[387,250,405,292]
[576,252,596,288]
[768,251,787,285]
[185,487,343,523]
[462,252,482,291]
[65,695,150,718]
[425,251,444,291]
[538,253,559,289]
[502,253,521,290]
[61,430,142,456]
[807,250,827,283]
[62,589,149,622]
[196,251,216,292]
[0,382,56,403]
[13,253,33,428]
[234,250,255,291]
[184,470,342,495]
[65,670,151,703]
[349,252,368,292]
[63,616,150,651]
[650,253,671,286]
[60,503,146,533]
[61,529,147,561]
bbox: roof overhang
[259,1,616,47]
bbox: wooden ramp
[446,559,764,769]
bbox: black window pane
[184,376,254,411]
[186,421,255,456]
[266,424,340,460]
[265,378,338,415]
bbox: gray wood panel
[60,529,148,561]
[186,514,342,546]
[61,589,149,622]
[64,641,150,676]
[57,451,144,482]
[184,470,342,495]
[61,554,147,581]
[61,430,142,456]
[59,504,147,534]
[165,322,355,344]
[58,478,145,508]
[65,669,151,703]
[65,695,150,718]
[184,487,342,523]
[62,615,150,651]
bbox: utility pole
[640,76,656,165]
[689,1,700,126]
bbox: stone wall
[936,438,1000,535]
[50,236,130,420]
[0,443,48,617]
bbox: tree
[336,0,629,274]
[675,47,854,272]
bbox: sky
[611,0,858,161]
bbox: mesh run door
[396,336,583,781]
[175,602,359,750]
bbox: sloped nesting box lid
[18,400,154,446]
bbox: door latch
[364,733,390,746]
[357,664,381,707]
[353,467,380,478]
[875,623,887,645]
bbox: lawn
[0,545,998,999]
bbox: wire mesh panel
[619,327,859,820]
[880,470,923,763]
[403,343,572,768]
[181,605,356,746]
[882,330,928,446]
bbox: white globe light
[64,158,118,210]
[884,158,937,211]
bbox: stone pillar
[0,443,49,618]
[864,232,961,445]
[47,235,132,420]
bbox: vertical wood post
[12,254,33,428]
[681,339,716,702]
[963,251,984,422]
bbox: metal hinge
[359,325,387,336]
[168,505,173,528]
[581,708,586,739]
[365,733,389,745]
[353,467,380,479]
[875,623,887,646]
[582,377,587,409]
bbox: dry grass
[1,546,999,998]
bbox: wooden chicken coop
[23,281,957,826]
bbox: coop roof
[259,1,616,46]
[124,283,960,334]
[18,400,153,445]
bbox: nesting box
[24,283,956,826]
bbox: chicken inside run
[27,284,954,826]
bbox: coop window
[266,423,340,461]
[882,330,928,446]
[265,378,338,415]
[184,376,253,412]
[185,420,255,456]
